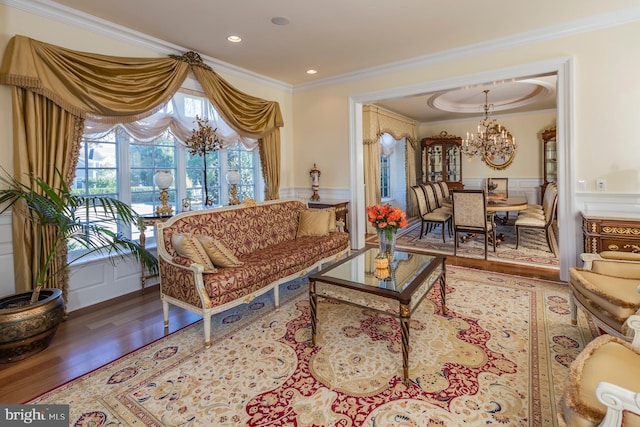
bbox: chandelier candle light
[367,203,408,262]
[185,115,222,207]
[461,90,516,160]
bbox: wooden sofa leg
[274,285,280,311]
[162,300,169,328]
[203,314,212,348]
[569,291,578,325]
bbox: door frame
[348,57,575,280]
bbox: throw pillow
[296,209,331,237]
[196,235,244,268]
[171,233,217,273]
[313,207,337,232]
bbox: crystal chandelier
[461,90,516,159]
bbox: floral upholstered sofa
[156,198,350,347]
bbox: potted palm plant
[0,169,158,362]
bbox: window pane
[380,155,390,199]
[129,130,177,217]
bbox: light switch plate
[596,179,607,191]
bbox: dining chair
[429,182,452,214]
[515,184,558,254]
[436,181,451,199]
[410,185,452,242]
[451,189,496,259]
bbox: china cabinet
[541,128,557,201]
[421,131,464,190]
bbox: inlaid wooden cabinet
[582,212,640,253]
[421,131,464,190]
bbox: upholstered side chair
[410,185,452,242]
[451,189,496,259]
[568,251,640,341]
[515,183,558,254]
[558,315,640,427]
[430,182,451,212]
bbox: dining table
[441,196,529,246]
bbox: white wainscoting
[4,188,636,312]
[0,212,15,297]
[461,177,544,205]
[66,249,158,312]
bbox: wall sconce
[227,169,241,205]
[310,163,321,201]
[154,170,174,216]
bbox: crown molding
[4,0,639,94]
[1,0,293,93]
[295,6,640,92]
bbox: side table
[308,199,349,232]
[138,214,172,293]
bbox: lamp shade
[153,170,174,189]
[226,169,241,185]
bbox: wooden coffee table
[309,247,446,384]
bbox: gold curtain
[362,105,418,221]
[0,35,284,296]
[10,88,84,298]
[191,65,283,199]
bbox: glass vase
[377,228,397,262]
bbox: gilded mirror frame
[483,125,516,170]
[484,151,515,170]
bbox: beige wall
[292,21,640,194]
[419,111,557,179]
[1,1,640,300]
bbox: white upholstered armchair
[558,316,640,426]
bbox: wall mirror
[484,151,515,170]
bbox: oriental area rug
[388,219,559,269]
[28,266,596,426]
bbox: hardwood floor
[0,257,560,404]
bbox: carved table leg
[309,280,317,346]
[400,303,411,385]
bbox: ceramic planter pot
[0,288,65,363]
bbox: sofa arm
[596,381,640,427]
[158,254,210,309]
[581,252,640,279]
[625,315,640,348]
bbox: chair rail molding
[576,192,640,216]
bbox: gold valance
[0,35,283,137]
[362,104,417,148]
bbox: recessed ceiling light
[227,35,242,43]
[271,17,290,26]
[306,69,318,75]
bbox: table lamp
[227,169,241,205]
[154,170,174,216]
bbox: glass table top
[314,247,440,294]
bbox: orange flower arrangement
[366,203,408,239]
